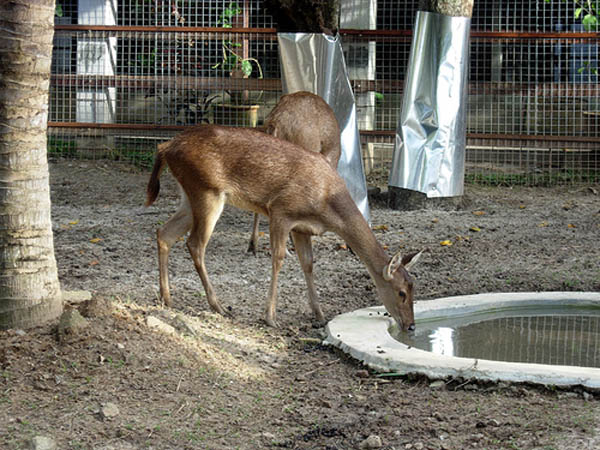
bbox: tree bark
[264,0,340,35]
[0,0,63,329]
[418,0,474,18]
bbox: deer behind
[248,91,341,254]
[146,124,421,330]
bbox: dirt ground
[1,159,600,449]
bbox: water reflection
[430,327,455,356]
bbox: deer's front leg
[291,231,325,324]
[264,218,290,327]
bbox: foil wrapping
[389,12,471,198]
[277,32,370,221]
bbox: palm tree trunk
[0,0,62,329]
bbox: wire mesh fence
[49,0,599,184]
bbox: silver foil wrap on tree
[389,12,471,198]
[277,33,370,221]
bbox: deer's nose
[407,323,416,332]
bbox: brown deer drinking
[145,124,422,330]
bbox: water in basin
[392,306,600,368]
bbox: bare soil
[1,159,600,449]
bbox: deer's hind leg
[157,187,193,306]
[186,190,228,316]
[247,213,261,256]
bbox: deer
[247,91,341,255]
[145,124,422,330]
[149,92,342,308]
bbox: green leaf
[241,59,252,77]
[575,7,583,19]
[582,14,599,31]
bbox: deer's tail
[145,142,169,207]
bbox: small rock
[79,296,112,318]
[488,418,500,427]
[432,411,445,422]
[57,308,88,339]
[429,380,446,390]
[359,434,383,449]
[319,398,333,408]
[413,443,424,450]
[29,436,56,450]
[583,391,593,401]
[172,314,198,336]
[116,343,125,350]
[15,329,26,336]
[62,290,92,304]
[471,433,484,442]
[464,383,479,391]
[356,369,370,378]
[146,316,176,335]
[262,432,276,441]
[100,402,120,420]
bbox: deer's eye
[399,291,407,302]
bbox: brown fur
[248,91,341,254]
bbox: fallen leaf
[472,211,486,216]
[259,231,265,237]
[568,223,577,229]
[432,218,439,223]
[372,224,389,231]
[69,220,79,225]
[539,222,549,227]
[519,205,526,209]
[90,238,102,243]
[440,240,453,246]
[89,260,99,266]
[337,243,348,250]
[469,226,481,232]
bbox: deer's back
[160,125,347,219]
[264,92,341,168]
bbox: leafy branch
[545,0,599,31]
[211,2,263,79]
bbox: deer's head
[379,250,423,332]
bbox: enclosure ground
[1,159,600,449]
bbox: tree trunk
[0,0,63,329]
[264,0,340,35]
[418,0,474,17]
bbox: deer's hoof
[263,315,279,328]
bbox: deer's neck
[335,210,389,283]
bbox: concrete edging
[324,292,600,389]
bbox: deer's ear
[383,251,404,281]
[402,250,424,272]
